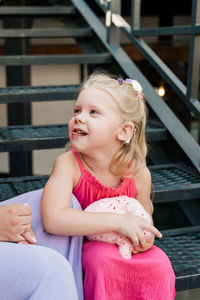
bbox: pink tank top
[72,150,137,210]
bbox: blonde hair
[79,73,148,177]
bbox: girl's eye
[90,109,98,115]
[74,109,80,115]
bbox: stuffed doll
[84,195,153,258]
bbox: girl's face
[68,88,122,153]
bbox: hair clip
[137,93,143,100]
[117,78,123,85]
[117,78,143,99]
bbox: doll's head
[80,73,148,176]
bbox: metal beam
[106,0,121,46]
[0,28,92,38]
[187,0,200,100]
[0,53,112,66]
[0,85,79,103]
[111,14,200,120]
[0,6,76,16]
[131,25,200,36]
[130,0,141,31]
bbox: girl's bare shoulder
[54,151,74,168]
[51,151,80,183]
[133,165,151,187]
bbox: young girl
[41,73,175,300]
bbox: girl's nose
[75,112,85,123]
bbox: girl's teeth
[74,129,86,135]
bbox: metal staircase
[0,0,200,292]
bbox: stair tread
[0,53,112,66]
[0,6,76,16]
[155,230,200,291]
[0,28,92,38]
[0,122,168,152]
[0,163,199,202]
[0,85,79,103]
[150,163,200,202]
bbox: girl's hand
[132,235,155,254]
[116,214,162,250]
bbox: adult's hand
[0,203,37,244]
[19,227,38,244]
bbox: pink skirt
[82,241,175,300]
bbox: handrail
[92,0,200,121]
[71,0,200,172]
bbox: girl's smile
[72,127,88,137]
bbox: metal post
[4,0,33,176]
[186,0,200,135]
[106,0,121,46]
[187,0,200,100]
[81,64,88,81]
[130,0,141,32]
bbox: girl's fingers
[132,249,140,254]
[131,233,139,248]
[146,235,155,244]
[146,224,162,239]
[138,234,147,249]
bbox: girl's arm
[41,152,118,236]
[41,153,161,248]
[134,165,153,217]
[133,166,157,252]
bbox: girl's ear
[117,122,134,143]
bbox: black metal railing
[93,0,200,121]
[96,0,200,118]
[72,0,200,172]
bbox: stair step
[0,164,199,203]
[0,124,69,152]
[0,85,79,103]
[0,121,167,152]
[0,6,76,16]
[150,163,200,203]
[146,121,168,141]
[0,28,93,38]
[0,53,112,66]
[155,229,200,291]
[0,175,49,201]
